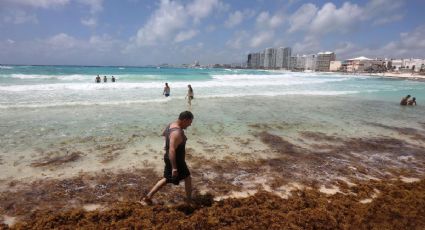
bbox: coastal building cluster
[247,47,336,72]
[246,47,425,73]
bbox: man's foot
[140,196,153,206]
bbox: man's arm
[169,130,183,175]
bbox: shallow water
[1,66,425,184]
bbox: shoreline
[1,125,425,228]
[2,169,424,229]
[366,72,425,81]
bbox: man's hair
[179,111,194,120]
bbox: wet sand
[1,123,425,229]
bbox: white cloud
[46,33,78,49]
[89,34,120,52]
[134,0,187,46]
[372,14,403,26]
[1,0,69,9]
[205,25,216,32]
[2,9,38,24]
[77,0,104,14]
[226,31,249,49]
[77,0,103,27]
[364,0,405,25]
[250,31,274,48]
[288,1,405,37]
[133,0,224,47]
[329,25,425,59]
[287,3,317,33]
[256,11,284,29]
[187,0,227,23]
[174,30,199,43]
[310,2,363,35]
[293,36,320,54]
[224,9,255,28]
[225,11,244,28]
[0,0,69,25]
[7,39,16,44]
[81,17,97,27]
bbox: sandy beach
[368,72,425,81]
[1,67,425,229]
[1,95,425,229]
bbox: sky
[0,0,424,66]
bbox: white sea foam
[9,74,88,81]
[0,75,348,92]
[0,90,358,109]
[0,65,14,69]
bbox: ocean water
[1,65,425,182]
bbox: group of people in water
[95,75,116,83]
[163,82,194,106]
[400,95,417,106]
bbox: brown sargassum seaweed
[1,125,425,229]
[4,179,425,229]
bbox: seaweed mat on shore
[4,179,425,230]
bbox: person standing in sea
[186,84,194,108]
[163,83,170,97]
[143,111,194,205]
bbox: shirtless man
[163,83,170,97]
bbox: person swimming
[112,76,116,82]
[407,97,417,106]
[400,95,410,105]
[103,76,107,83]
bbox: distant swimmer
[112,76,116,82]
[95,75,101,83]
[142,111,194,205]
[103,76,107,83]
[163,83,170,97]
[186,84,194,106]
[400,95,410,105]
[407,97,417,106]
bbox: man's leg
[145,178,167,200]
[184,176,192,202]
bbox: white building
[329,61,342,72]
[342,56,385,72]
[264,48,276,69]
[391,59,403,71]
[316,52,336,71]
[260,51,265,68]
[403,58,425,72]
[283,47,291,69]
[304,54,316,71]
[276,47,284,68]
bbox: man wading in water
[143,111,194,204]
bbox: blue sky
[0,0,424,66]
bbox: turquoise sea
[1,65,425,186]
